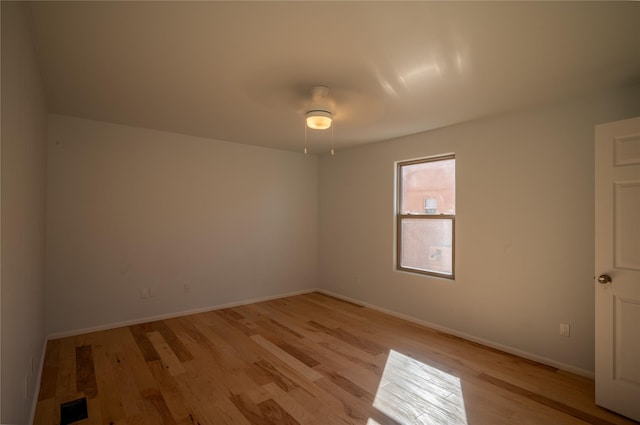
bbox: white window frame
[396,154,456,279]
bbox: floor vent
[60,397,88,425]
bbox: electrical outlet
[560,323,570,337]
[140,288,150,299]
[183,283,191,293]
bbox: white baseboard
[28,338,47,425]
[46,288,318,340]
[317,289,594,379]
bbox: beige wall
[46,115,319,335]
[1,2,49,422]
[318,85,640,374]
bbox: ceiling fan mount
[305,85,334,130]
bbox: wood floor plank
[34,293,640,425]
[307,321,386,356]
[150,319,194,363]
[55,336,78,401]
[264,335,320,368]
[76,344,98,398]
[229,392,274,425]
[171,327,234,399]
[296,336,383,394]
[250,334,323,382]
[258,398,301,425]
[172,372,228,425]
[141,388,178,425]
[86,396,103,425]
[253,359,300,392]
[262,382,324,425]
[92,343,126,423]
[199,311,264,364]
[247,303,311,339]
[312,375,377,423]
[209,397,254,425]
[147,358,180,394]
[147,331,186,376]
[215,308,258,336]
[159,388,202,425]
[130,323,161,362]
[478,373,620,425]
[32,397,55,425]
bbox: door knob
[597,274,612,284]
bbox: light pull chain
[303,120,336,156]
[304,122,308,155]
[330,123,335,156]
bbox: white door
[595,116,640,422]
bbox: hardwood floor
[34,292,638,425]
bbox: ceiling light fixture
[305,86,333,130]
[304,85,335,155]
[305,109,333,130]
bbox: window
[397,155,455,278]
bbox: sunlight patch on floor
[371,350,468,424]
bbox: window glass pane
[400,218,453,275]
[401,159,455,214]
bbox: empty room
[2,1,640,424]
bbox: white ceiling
[28,2,640,154]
